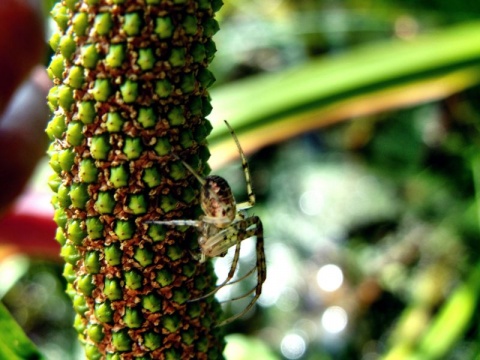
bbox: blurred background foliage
[3,0,480,359]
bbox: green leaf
[0,301,45,360]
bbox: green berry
[179,73,195,94]
[87,324,105,343]
[172,288,189,305]
[79,158,99,183]
[62,262,76,283]
[123,307,143,328]
[77,101,96,124]
[95,191,115,214]
[58,85,75,111]
[55,227,66,245]
[142,293,162,313]
[86,217,104,240]
[70,183,89,209]
[78,274,95,296]
[182,15,197,35]
[66,121,84,146]
[128,194,147,215]
[191,43,206,63]
[47,55,65,80]
[60,243,81,265]
[59,35,76,60]
[160,194,177,213]
[94,13,113,35]
[123,12,143,36]
[169,48,185,67]
[155,268,173,287]
[124,270,142,290]
[85,251,101,274]
[57,184,71,208]
[120,80,138,103]
[133,245,153,267]
[154,138,171,156]
[67,219,87,245]
[114,220,134,240]
[123,137,142,160]
[142,167,161,188]
[51,3,69,31]
[58,148,75,172]
[80,44,100,69]
[91,79,112,102]
[144,331,162,351]
[167,106,185,126]
[105,44,125,68]
[162,314,180,333]
[137,107,156,128]
[155,17,173,38]
[198,68,216,89]
[94,301,114,323]
[73,12,90,36]
[147,223,166,242]
[110,165,129,188]
[180,130,194,149]
[137,48,155,70]
[105,244,122,266]
[169,161,186,181]
[112,329,132,352]
[155,79,173,98]
[106,112,124,132]
[91,135,111,160]
[166,245,183,261]
[203,18,220,37]
[104,278,123,300]
[66,66,85,89]
[73,294,88,315]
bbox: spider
[148,120,265,327]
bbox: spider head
[201,175,236,226]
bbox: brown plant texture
[46,0,225,359]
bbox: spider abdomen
[201,175,236,225]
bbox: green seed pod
[70,183,89,209]
[137,107,156,128]
[182,328,195,345]
[55,227,67,246]
[167,106,185,126]
[94,301,114,324]
[85,344,102,360]
[191,43,206,63]
[147,223,166,242]
[153,137,171,156]
[87,324,105,343]
[182,15,198,35]
[94,13,113,36]
[58,85,75,111]
[198,68,216,89]
[105,244,122,266]
[67,219,87,245]
[133,245,153,267]
[58,148,75,172]
[137,48,155,71]
[127,194,147,215]
[120,80,139,103]
[53,208,67,229]
[106,112,125,132]
[49,32,61,51]
[180,129,194,149]
[105,44,125,68]
[166,245,183,261]
[169,48,186,67]
[73,314,87,337]
[162,314,180,333]
[104,278,123,300]
[123,12,143,36]
[50,3,69,31]
[79,158,99,183]
[142,293,162,313]
[155,268,173,287]
[172,288,189,305]
[61,243,81,265]
[159,194,177,213]
[90,135,111,160]
[46,115,66,140]
[123,137,142,160]
[66,66,85,89]
[95,192,115,214]
[78,274,96,296]
[73,294,88,315]
[57,184,71,208]
[85,251,101,274]
[80,44,100,69]
[123,307,143,328]
[169,161,186,181]
[155,79,173,98]
[73,12,90,36]
[111,329,132,352]
[59,35,77,60]
[91,79,112,102]
[154,17,173,38]
[66,121,84,146]
[143,331,162,351]
[179,73,195,94]
[110,165,129,188]
[124,270,142,290]
[47,55,65,80]
[114,220,135,240]
[142,167,161,188]
[77,101,96,124]
[63,262,76,283]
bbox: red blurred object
[0,190,59,259]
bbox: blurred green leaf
[209,21,480,167]
[0,301,44,360]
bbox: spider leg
[224,120,255,210]
[216,216,265,327]
[146,220,202,227]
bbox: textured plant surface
[46,0,225,358]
